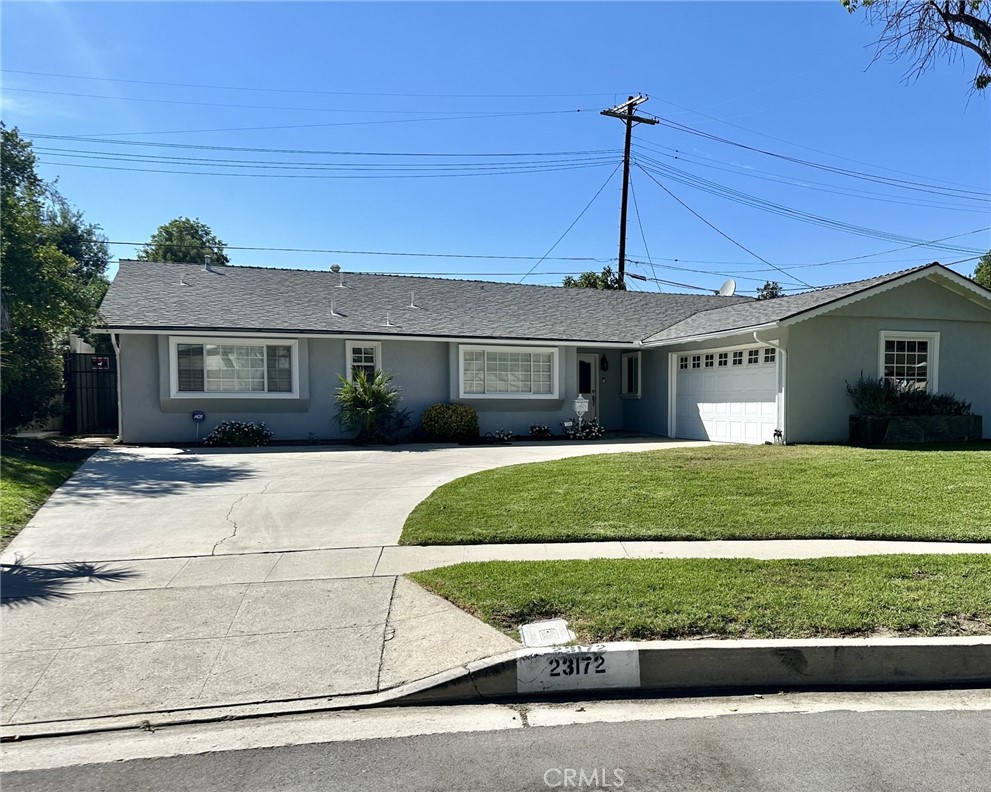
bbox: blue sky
[2,1,988,296]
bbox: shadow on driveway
[0,561,139,606]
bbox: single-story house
[98,260,991,444]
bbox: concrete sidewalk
[1,572,519,727]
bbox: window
[459,346,557,398]
[622,352,641,398]
[691,355,701,369]
[679,356,689,370]
[747,349,760,365]
[880,332,939,391]
[346,341,381,382]
[704,354,714,368]
[732,351,743,366]
[717,352,728,367]
[764,348,776,364]
[171,338,297,397]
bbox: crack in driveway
[211,482,272,555]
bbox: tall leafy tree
[756,280,784,300]
[843,0,991,90]
[973,250,991,288]
[562,266,626,290]
[0,124,110,433]
[138,217,230,265]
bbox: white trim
[345,340,382,383]
[878,330,940,391]
[577,353,600,421]
[457,344,560,399]
[168,336,300,399]
[621,351,641,399]
[669,351,681,440]
[642,323,778,349]
[754,330,787,442]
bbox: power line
[519,163,623,282]
[632,142,988,212]
[105,240,614,261]
[641,117,990,200]
[635,164,814,288]
[73,109,593,138]
[6,87,596,117]
[634,158,982,254]
[628,171,660,292]
[644,94,988,192]
[37,158,617,180]
[3,69,621,99]
[26,133,619,158]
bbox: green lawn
[409,555,991,641]
[401,444,991,544]
[1,440,93,549]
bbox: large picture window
[171,338,297,398]
[879,331,939,391]
[459,346,557,398]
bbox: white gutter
[110,332,123,444]
[754,329,786,444]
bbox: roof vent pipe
[330,300,340,317]
[335,272,345,288]
[409,291,419,309]
[203,255,212,272]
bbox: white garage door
[675,347,778,444]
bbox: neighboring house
[98,260,991,444]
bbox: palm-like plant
[334,369,403,441]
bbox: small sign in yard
[91,356,110,370]
[516,642,640,694]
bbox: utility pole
[601,95,657,288]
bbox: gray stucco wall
[786,278,991,442]
[117,334,451,443]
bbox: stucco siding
[621,348,669,435]
[786,279,991,442]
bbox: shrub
[494,428,514,442]
[846,374,972,416]
[203,420,274,447]
[562,417,605,440]
[529,424,553,440]
[421,403,479,442]
[334,370,404,443]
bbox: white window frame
[169,336,299,399]
[345,340,382,383]
[878,331,939,392]
[458,345,559,399]
[621,352,642,399]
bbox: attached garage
[673,346,779,444]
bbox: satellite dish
[717,278,737,297]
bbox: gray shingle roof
[641,264,941,344]
[99,260,752,344]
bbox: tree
[973,250,991,288]
[138,217,230,265]
[756,280,784,300]
[562,266,626,290]
[843,0,991,90]
[1,124,110,433]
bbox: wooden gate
[64,353,118,435]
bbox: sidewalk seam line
[376,576,400,692]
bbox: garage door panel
[675,349,778,445]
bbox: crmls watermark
[543,767,625,788]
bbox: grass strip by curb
[401,444,991,545]
[409,555,991,642]
[1,440,93,549]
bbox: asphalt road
[5,708,989,792]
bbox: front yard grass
[400,444,991,544]
[1,439,93,549]
[409,555,991,641]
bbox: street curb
[3,637,989,741]
[393,637,991,704]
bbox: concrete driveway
[1,437,709,728]
[2,438,706,566]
